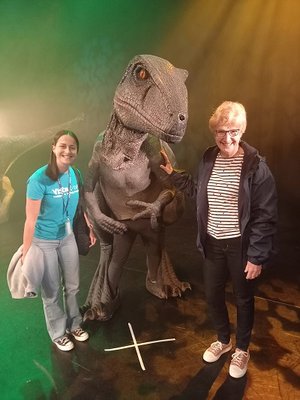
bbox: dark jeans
[203,235,256,351]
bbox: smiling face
[214,127,243,158]
[52,134,78,172]
[209,101,247,158]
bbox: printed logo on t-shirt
[52,184,79,198]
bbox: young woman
[22,130,96,351]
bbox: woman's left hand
[244,261,262,280]
[84,212,97,247]
[89,228,97,247]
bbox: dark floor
[0,204,300,400]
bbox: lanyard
[57,169,72,219]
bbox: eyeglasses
[215,129,241,137]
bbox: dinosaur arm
[86,190,127,235]
[84,146,127,235]
[126,140,179,229]
[84,154,102,217]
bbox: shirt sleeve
[169,159,202,200]
[26,176,45,200]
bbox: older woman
[160,101,277,378]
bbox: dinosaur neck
[101,113,148,168]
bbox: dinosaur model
[83,55,190,321]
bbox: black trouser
[203,235,256,351]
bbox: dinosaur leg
[83,226,137,322]
[142,228,162,283]
[140,222,191,298]
[159,247,191,298]
[139,222,168,299]
[107,228,137,296]
[82,224,113,321]
[82,240,112,321]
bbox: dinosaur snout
[166,111,188,143]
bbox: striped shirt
[207,152,244,239]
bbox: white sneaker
[54,335,74,351]
[229,348,250,378]
[203,340,232,362]
[68,327,89,342]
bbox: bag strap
[72,167,85,209]
[72,167,83,188]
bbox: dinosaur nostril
[179,114,185,121]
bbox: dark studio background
[1,0,299,235]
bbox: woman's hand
[160,150,174,175]
[244,261,262,279]
[88,227,97,247]
[83,212,97,246]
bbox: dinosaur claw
[146,273,191,299]
[83,293,121,322]
[146,278,167,299]
[83,307,97,322]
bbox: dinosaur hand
[95,214,127,234]
[126,200,161,230]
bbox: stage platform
[0,204,299,400]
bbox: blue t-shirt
[26,165,80,240]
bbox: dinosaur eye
[135,66,149,80]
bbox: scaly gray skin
[0,113,84,224]
[83,55,191,321]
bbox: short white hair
[209,101,247,133]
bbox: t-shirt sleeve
[26,176,45,200]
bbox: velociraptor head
[113,55,188,144]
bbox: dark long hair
[46,130,79,181]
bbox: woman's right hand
[160,150,174,175]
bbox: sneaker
[203,340,232,362]
[229,348,250,378]
[54,335,74,351]
[68,327,89,342]
[24,291,37,298]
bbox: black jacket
[170,141,278,266]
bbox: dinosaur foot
[146,275,191,299]
[80,302,91,317]
[167,281,191,298]
[146,277,168,299]
[82,293,121,322]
